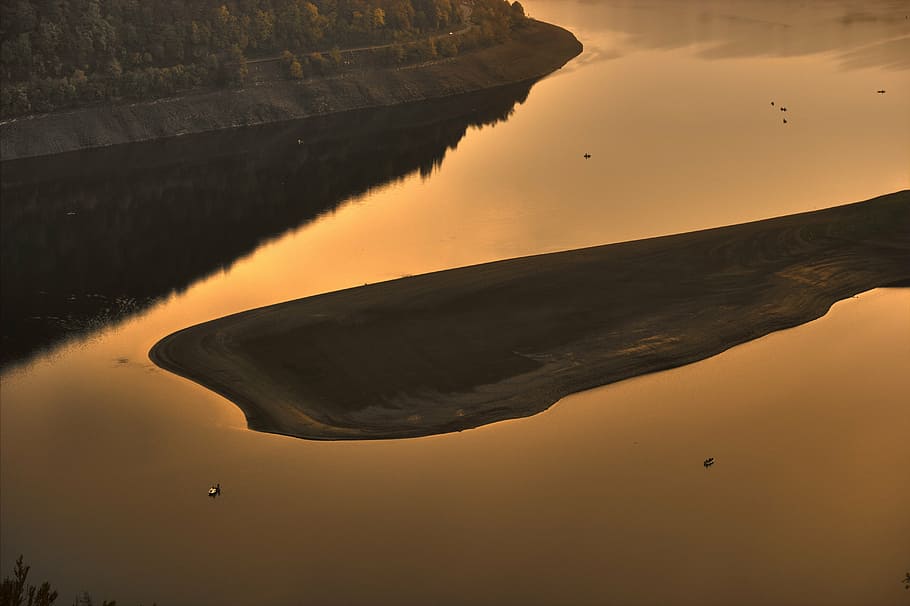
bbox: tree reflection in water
[0,81,534,369]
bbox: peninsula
[0,0,582,160]
[150,190,910,440]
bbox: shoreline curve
[150,191,910,440]
[0,20,582,161]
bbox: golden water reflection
[2,290,907,604]
[2,0,909,603]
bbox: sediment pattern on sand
[150,191,910,440]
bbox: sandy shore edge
[150,191,910,440]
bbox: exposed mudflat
[150,190,910,440]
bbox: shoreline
[0,20,581,161]
[1,80,537,370]
[150,190,910,441]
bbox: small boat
[703,457,715,468]
[208,483,221,498]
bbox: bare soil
[149,191,910,440]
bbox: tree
[221,43,247,85]
[289,59,303,79]
[1,84,31,115]
[306,51,326,74]
[509,1,526,26]
[252,10,274,48]
[1,33,32,80]
[437,35,457,57]
[0,555,58,606]
[8,1,38,35]
[280,49,303,78]
[415,38,436,61]
[0,556,120,606]
[0,0,529,117]
[212,4,236,49]
[280,49,295,68]
[372,8,386,29]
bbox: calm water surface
[2,1,909,603]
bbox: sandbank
[150,191,910,440]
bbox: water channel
[2,1,909,603]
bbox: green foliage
[0,0,524,118]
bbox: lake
[1,0,908,603]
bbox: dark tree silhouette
[0,556,124,606]
[0,555,58,606]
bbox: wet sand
[150,190,910,440]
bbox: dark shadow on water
[0,81,535,370]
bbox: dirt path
[247,5,474,64]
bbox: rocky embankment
[0,20,581,161]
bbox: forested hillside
[0,0,527,117]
